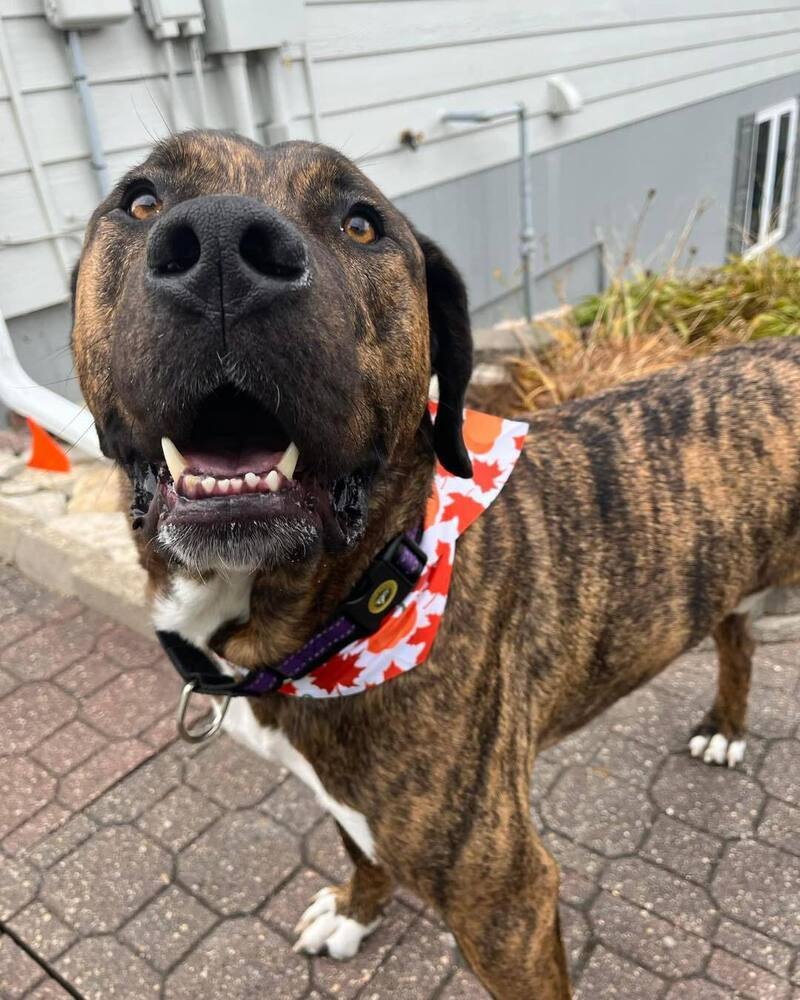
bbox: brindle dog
[71,131,800,999]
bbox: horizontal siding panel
[0,100,25,172]
[3,14,68,90]
[357,51,800,197]
[294,32,800,162]
[2,68,231,172]
[0,1,45,15]
[3,13,194,92]
[0,172,70,318]
[306,0,800,59]
[290,10,800,116]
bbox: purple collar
[157,528,427,701]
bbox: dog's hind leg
[293,822,393,960]
[689,611,753,767]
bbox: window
[740,99,798,256]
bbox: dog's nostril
[156,224,201,276]
[239,223,305,281]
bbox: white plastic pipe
[188,35,209,127]
[0,310,101,457]
[222,52,256,140]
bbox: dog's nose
[146,195,308,320]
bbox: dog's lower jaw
[156,516,321,573]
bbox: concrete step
[752,611,800,645]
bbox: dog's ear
[69,261,80,317]
[415,231,473,478]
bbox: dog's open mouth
[134,386,371,570]
[159,387,302,521]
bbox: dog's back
[474,337,800,740]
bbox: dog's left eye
[342,211,380,245]
[126,189,163,221]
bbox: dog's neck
[147,437,435,671]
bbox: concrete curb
[0,498,153,640]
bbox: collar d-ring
[176,681,231,745]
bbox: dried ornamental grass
[505,251,800,415]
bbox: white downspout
[0,309,101,457]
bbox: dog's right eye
[124,187,163,221]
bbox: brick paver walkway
[1,563,798,999]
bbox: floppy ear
[415,231,473,478]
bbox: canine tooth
[276,442,299,480]
[217,479,230,494]
[230,477,243,493]
[244,472,259,489]
[266,470,280,492]
[161,437,187,483]
[201,476,216,495]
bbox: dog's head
[72,131,472,572]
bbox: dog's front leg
[444,822,571,999]
[294,822,393,959]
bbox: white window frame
[743,98,798,257]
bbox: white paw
[292,887,381,960]
[689,732,746,767]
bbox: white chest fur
[222,698,376,861]
[152,572,377,863]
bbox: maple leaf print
[471,459,502,492]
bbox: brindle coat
[71,131,800,999]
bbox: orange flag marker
[26,417,71,472]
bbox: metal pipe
[516,103,535,323]
[299,43,322,142]
[0,14,73,282]
[162,36,181,130]
[66,30,110,197]
[222,52,257,141]
[441,104,536,321]
[188,35,209,127]
[264,47,292,142]
[0,308,101,457]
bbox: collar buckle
[341,531,427,635]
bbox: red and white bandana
[279,405,529,698]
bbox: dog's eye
[126,189,163,221]
[342,211,379,245]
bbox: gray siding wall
[396,72,800,328]
[2,1,800,411]
[292,0,800,197]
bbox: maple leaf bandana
[278,405,530,698]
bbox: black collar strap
[157,528,427,698]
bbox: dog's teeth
[183,474,200,494]
[161,437,187,483]
[217,478,230,494]
[201,476,216,495]
[265,470,280,492]
[244,472,259,489]
[276,442,299,480]
[230,477,243,494]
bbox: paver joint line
[1,566,798,998]
[0,920,87,1000]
